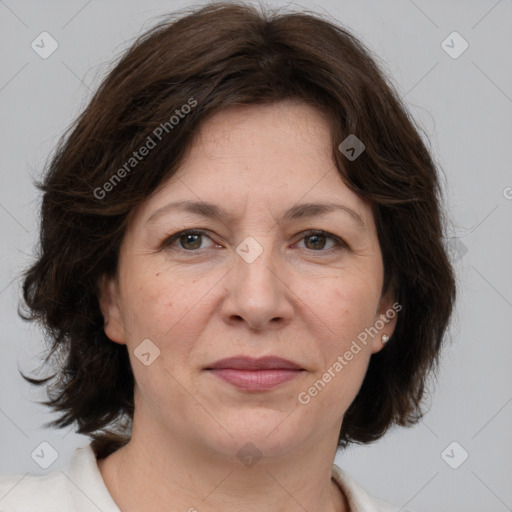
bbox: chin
[199,408,313,460]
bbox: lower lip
[207,369,302,391]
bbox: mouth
[204,356,305,391]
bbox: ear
[97,274,126,345]
[370,289,399,355]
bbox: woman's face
[100,100,396,459]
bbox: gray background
[1,0,511,511]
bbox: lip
[205,356,304,391]
[206,356,303,371]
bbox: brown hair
[20,1,456,460]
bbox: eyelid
[161,229,214,249]
[160,228,348,252]
[294,229,348,252]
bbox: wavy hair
[20,1,456,460]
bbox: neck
[98,416,348,512]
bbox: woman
[0,2,455,511]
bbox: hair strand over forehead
[19,1,456,460]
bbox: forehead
[134,100,372,228]
[193,99,331,150]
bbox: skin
[97,99,397,512]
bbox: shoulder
[0,444,119,512]
[331,464,407,512]
[0,464,75,512]
[0,469,73,512]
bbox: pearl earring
[382,334,389,344]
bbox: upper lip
[206,356,303,371]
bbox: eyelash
[160,229,347,254]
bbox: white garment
[0,443,400,512]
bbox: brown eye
[163,230,214,251]
[297,230,346,252]
[304,233,327,250]
[179,233,202,250]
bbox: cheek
[300,282,377,415]
[120,259,190,330]
[296,271,380,406]
[119,265,214,368]
[305,271,381,340]
[334,282,379,329]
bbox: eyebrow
[147,200,365,228]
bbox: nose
[220,239,294,332]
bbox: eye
[295,230,347,252]
[162,229,216,251]
[161,229,347,253]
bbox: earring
[382,334,389,344]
